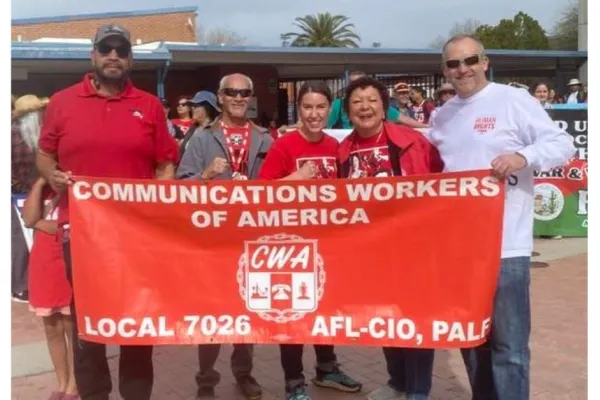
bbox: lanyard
[221,121,251,175]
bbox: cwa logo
[236,234,325,324]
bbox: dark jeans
[11,204,29,294]
[383,347,434,399]
[63,237,154,400]
[461,256,531,400]
[195,344,254,389]
[280,344,337,390]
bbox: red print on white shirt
[473,116,496,134]
[296,157,338,179]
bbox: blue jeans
[383,347,434,399]
[461,256,531,400]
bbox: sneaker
[286,386,312,400]
[12,291,28,303]
[236,375,262,399]
[367,385,407,400]
[196,387,215,399]
[312,366,362,393]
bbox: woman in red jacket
[338,76,443,400]
[259,80,362,400]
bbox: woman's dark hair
[531,82,550,95]
[343,76,390,116]
[297,80,333,106]
[195,102,219,122]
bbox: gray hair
[442,34,486,59]
[18,111,42,152]
[218,73,253,91]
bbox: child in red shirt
[23,177,78,399]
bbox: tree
[429,18,481,49]
[473,11,549,50]
[197,27,247,46]
[551,1,578,50]
[282,13,361,48]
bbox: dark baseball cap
[93,24,131,45]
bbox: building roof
[163,44,588,79]
[11,6,198,26]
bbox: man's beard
[95,65,129,86]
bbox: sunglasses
[96,43,131,58]
[439,90,456,96]
[222,88,252,98]
[444,54,481,69]
[177,102,190,107]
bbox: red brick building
[11,6,197,44]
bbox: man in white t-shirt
[428,35,575,400]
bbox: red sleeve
[151,98,179,165]
[424,102,436,124]
[423,138,444,173]
[258,141,290,180]
[38,96,62,154]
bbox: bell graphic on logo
[236,233,326,324]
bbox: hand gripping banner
[68,170,504,348]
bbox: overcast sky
[11,0,571,48]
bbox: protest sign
[68,170,504,348]
[533,109,588,236]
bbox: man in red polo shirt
[36,24,178,400]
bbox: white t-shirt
[428,83,576,258]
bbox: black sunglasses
[444,54,481,69]
[177,102,190,107]
[439,90,456,96]
[96,43,131,58]
[222,88,252,98]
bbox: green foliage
[551,1,579,50]
[473,11,550,50]
[282,13,361,48]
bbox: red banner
[68,170,504,348]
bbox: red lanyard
[221,121,251,175]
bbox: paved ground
[11,238,587,399]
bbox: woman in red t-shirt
[23,177,78,399]
[259,81,362,400]
[339,76,442,400]
[171,95,194,135]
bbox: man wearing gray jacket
[176,73,273,400]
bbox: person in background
[11,94,49,303]
[172,95,194,134]
[36,24,179,400]
[259,80,362,400]
[409,86,436,124]
[564,79,586,104]
[430,82,456,122]
[429,34,575,400]
[391,82,414,118]
[548,89,562,104]
[23,176,78,400]
[177,73,270,400]
[327,71,428,129]
[531,82,553,109]
[179,90,221,158]
[161,98,184,140]
[337,76,442,400]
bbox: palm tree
[282,13,361,48]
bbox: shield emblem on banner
[237,234,325,324]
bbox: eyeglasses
[444,54,481,69]
[96,43,131,58]
[222,88,252,98]
[177,102,190,108]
